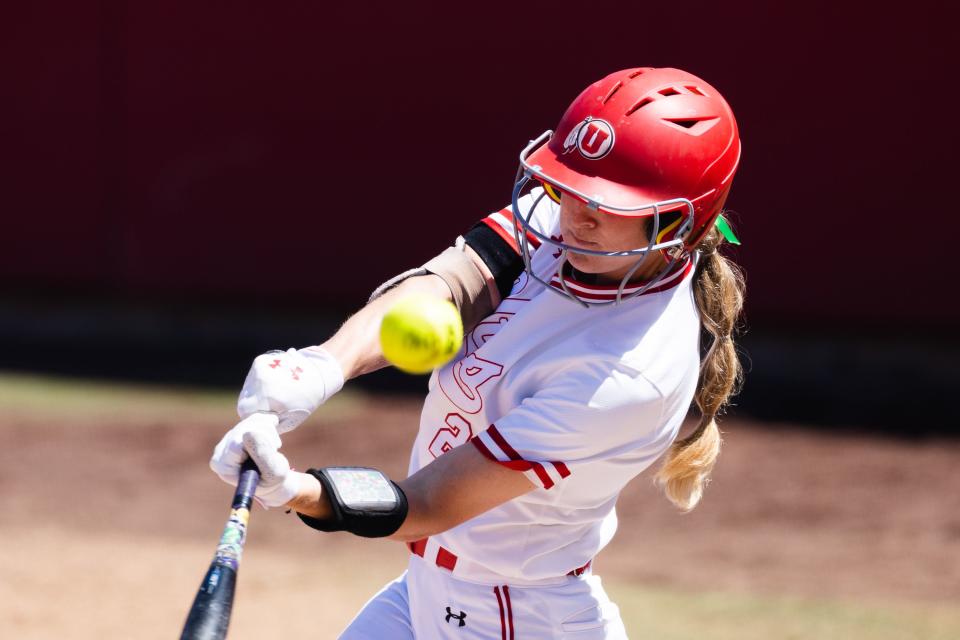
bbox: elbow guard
[296,467,408,538]
[421,238,497,329]
[367,222,521,328]
[367,237,497,329]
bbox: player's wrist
[256,468,305,509]
[297,346,345,399]
[286,471,330,518]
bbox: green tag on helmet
[715,215,741,245]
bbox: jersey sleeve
[474,207,541,256]
[462,222,524,301]
[473,187,557,256]
[464,186,559,300]
[470,362,671,490]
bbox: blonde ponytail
[655,226,745,511]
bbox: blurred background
[2,1,958,638]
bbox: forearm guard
[296,467,409,538]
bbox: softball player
[211,66,744,639]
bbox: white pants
[339,555,628,639]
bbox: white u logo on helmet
[563,117,615,160]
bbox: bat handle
[231,411,276,508]
[234,457,261,510]
[180,456,260,637]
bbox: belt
[408,538,592,577]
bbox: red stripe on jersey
[530,462,554,489]
[503,585,515,639]
[477,427,572,489]
[487,424,522,459]
[568,559,592,576]
[549,279,683,300]
[549,258,693,301]
[408,537,459,571]
[494,586,507,640]
[408,538,427,557]
[471,435,497,461]
[487,425,556,489]
[481,217,520,254]
[483,209,543,253]
[473,436,552,477]
[552,461,572,478]
[436,546,458,571]
[496,209,543,249]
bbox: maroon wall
[5,1,956,329]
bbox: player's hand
[210,413,280,485]
[237,347,344,433]
[209,413,303,508]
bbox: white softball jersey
[406,189,702,586]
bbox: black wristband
[464,222,524,300]
[296,467,409,538]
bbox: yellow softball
[379,294,464,374]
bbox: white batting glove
[210,413,281,485]
[209,413,304,508]
[237,347,344,433]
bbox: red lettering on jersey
[439,353,504,414]
[580,123,610,154]
[269,359,281,369]
[427,413,473,458]
[468,313,512,352]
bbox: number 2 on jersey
[428,413,474,458]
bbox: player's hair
[654,223,745,511]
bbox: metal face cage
[512,131,694,307]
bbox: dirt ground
[1,385,958,639]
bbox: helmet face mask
[511,170,692,307]
[510,67,740,307]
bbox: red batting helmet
[519,66,740,250]
[510,67,741,305]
